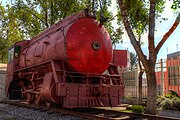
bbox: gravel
[0,103,86,120]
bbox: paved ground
[0,109,29,120]
[0,103,85,120]
[95,104,128,111]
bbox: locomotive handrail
[34,77,44,81]
[15,59,122,77]
[56,70,121,77]
[14,59,53,72]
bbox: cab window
[14,45,21,58]
[8,47,14,63]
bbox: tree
[0,3,22,63]
[0,0,87,62]
[117,0,149,105]
[11,0,85,38]
[11,0,123,43]
[118,0,180,114]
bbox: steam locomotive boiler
[6,10,124,108]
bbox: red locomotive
[6,10,124,108]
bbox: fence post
[161,59,164,96]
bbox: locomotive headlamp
[92,41,100,51]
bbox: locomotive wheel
[8,81,22,99]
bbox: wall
[165,60,180,95]
[0,64,7,101]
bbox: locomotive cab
[6,40,29,99]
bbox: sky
[1,0,180,60]
[110,0,180,60]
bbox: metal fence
[119,59,167,99]
[119,67,148,99]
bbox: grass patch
[119,109,133,113]
[132,105,144,113]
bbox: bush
[157,96,166,107]
[157,91,180,111]
[132,105,144,113]
[165,93,173,99]
[159,96,180,111]
[172,97,180,111]
[160,98,172,110]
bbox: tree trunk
[138,36,143,105]
[145,65,157,114]
[138,65,144,105]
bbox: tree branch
[148,0,156,63]
[106,14,117,23]
[118,0,148,68]
[19,6,48,27]
[156,14,180,54]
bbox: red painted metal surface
[56,74,123,108]
[112,50,130,68]
[66,18,112,74]
[18,12,112,74]
[41,72,60,104]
